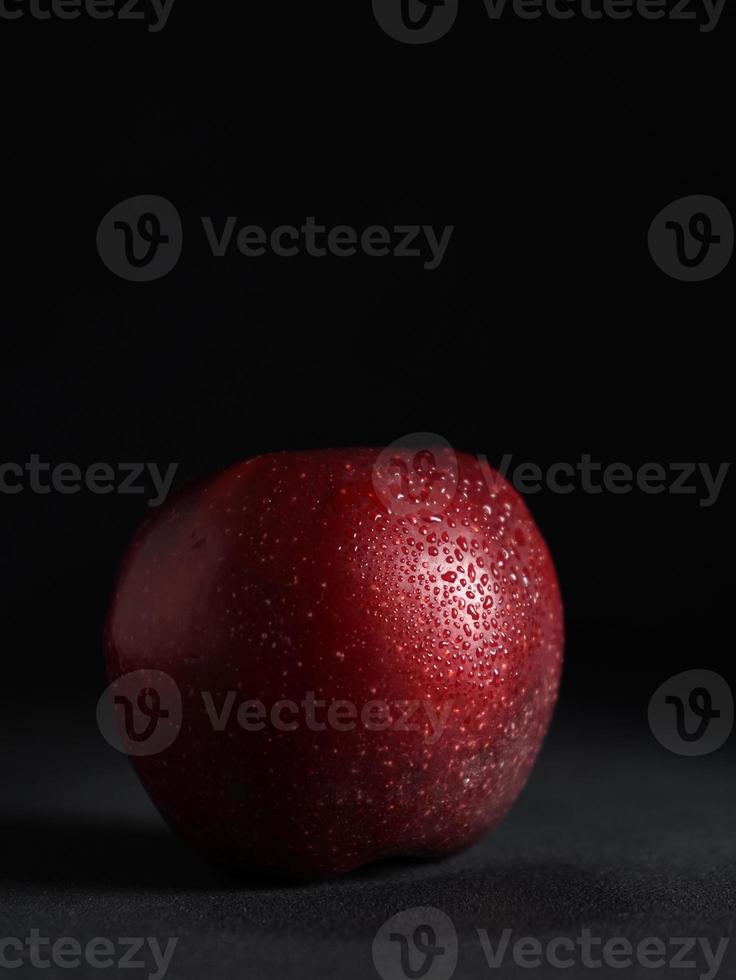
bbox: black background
[0,2,733,977]
[1,0,732,703]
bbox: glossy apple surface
[105,447,563,878]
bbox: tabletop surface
[2,697,734,980]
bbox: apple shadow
[2,812,728,945]
[0,813,469,893]
[0,812,702,923]
[0,814,239,892]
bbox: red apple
[105,445,563,878]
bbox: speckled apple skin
[105,449,563,879]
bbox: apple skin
[105,448,563,879]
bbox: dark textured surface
[2,696,734,979]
